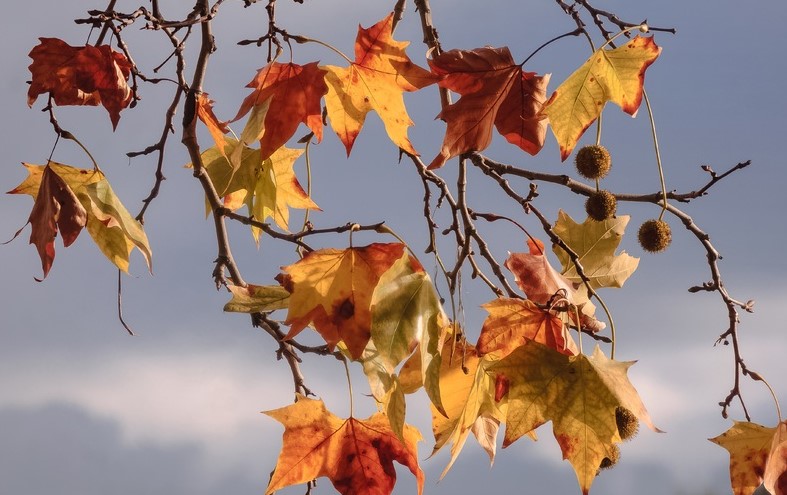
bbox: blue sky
[1,1,786,495]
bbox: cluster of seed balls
[598,407,641,472]
[574,145,672,253]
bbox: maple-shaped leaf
[427,339,514,478]
[323,13,437,156]
[8,162,152,276]
[478,297,577,358]
[542,36,661,160]
[7,164,87,279]
[710,421,777,495]
[490,341,659,494]
[223,284,290,313]
[765,421,787,495]
[196,138,319,241]
[232,61,328,161]
[428,47,549,169]
[27,38,133,130]
[277,243,406,359]
[505,237,575,304]
[552,210,639,290]
[264,395,424,495]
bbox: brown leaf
[428,47,549,169]
[505,238,574,305]
[710,421,776,495]
[765,421,787,495]
[27,38,133,129]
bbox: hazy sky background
[1,1,786,495]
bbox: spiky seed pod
[585,190,617,221]
[615,407,640,441]
[598,444,621,472]
[638,219,672,253]
[575,145,611,180]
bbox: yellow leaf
[323,13,437,156]
[490,341,660,494]
[552,210,639,290]
[710,421,776,495]
[543,36,661,160]
[223,284,290,313]
[264,395,424,495]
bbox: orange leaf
[710,421,776,495]
[505,237,574,305]
[542,36,661,160]
[428,47,549,169]
[27,38,133,129]
[233,61,328,161]
[323,13,437,156]
[277,243,406,359]
[196,93,230,157]
[8,164,87,280]
[264,395,424,495]
[478,298,577,358]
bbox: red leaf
[27,38,133,130]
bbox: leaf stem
[520,28,583,67]
[292,35,353,65]
[341,354,354,417]
[642,89,668,220]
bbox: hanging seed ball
[598,444,621,472]
[575,145,612,180]
[638,219,672,253]
[585,190,617,221]
[615,407,640,441]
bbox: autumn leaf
[27,38,133,130]
[477,297,577,358]
[764,421,787,495]
[427,339,512,478]
[277,243,406,359]
[505,237,576,305]
[264,395,424,495]
[490,341,660,494]
[8,162,152,276]
[552,210,639,290]
[197,93,230,158]
[196,138,319,240]
[223,284,290,313]
[428,47,549,169]
[542,36,661,160]
[7,164,87,280]
[233,61,328,161]
[323,13,437,156]
[710,421,777,495]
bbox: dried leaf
[765,421,787,495]
[505,237,575,305]
[27,38,133,129]
[223,284,290,313]
[428,47,549,169]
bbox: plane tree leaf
[764,421,787,495]
[428,46,549,169]
[276,243,406,360]
[490,341,659,494]
[8,162,151,277]
[542,36,661,160]
[505,237,576,305]
[195,138,319,241]
[233,61,328,161]
[478,297,577,358]
[552,210,639,290]
[264,395,424,495]
[223,284,290,313]
[27,37,133,129]
[710,421,777,495]
[196,93,230,158]
[323,13,437,156]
